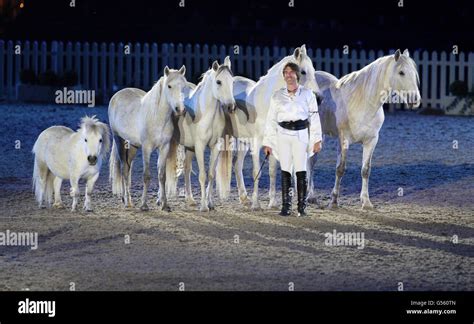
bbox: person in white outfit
[262,62,322,216]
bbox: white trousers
[277,127,309,173]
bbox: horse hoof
[186,199,197,206]
[53,202,64,209]
[85,208,93,213]
[208,205,215,211]
[140,204,149,211]
[161,205,171,212]
[361,203,374,210]
[200,206,210,212]
[268,200,279,209]
[328,202,339,209]
[251,205,262,211]
[307,196,319,205]
[156,199,161,206]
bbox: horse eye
[99,139,103,143]
[216,80,222,85]
[301,70,306,75]
[399,71,405,76]
[168,85,172,89]
[84,139,88,142]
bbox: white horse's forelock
[78,115,110,156]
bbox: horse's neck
[144,80,172,122]
[195,76,220,118]
[344,59,392,120]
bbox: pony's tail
[109,138,123,197]
[165,139,179,198]
[216,114,233,200]
[32,157,53,207]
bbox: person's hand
[313,141,322,153]
[263,146,272,156]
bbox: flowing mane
[335,54,419,108]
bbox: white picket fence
[1,40,473,107]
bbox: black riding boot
[279,171,292,216]
[296,171,308,216]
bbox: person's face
[283,66,298,85]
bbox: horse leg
[69,176,80,212]
[361,136,378,210]
[329,137,349,209]
[184,149,197,206]
[34,160,48,209]
[115,136,134,208]
[250,147,262,211]
[206,145,221,210]
[140,145,153,211]
[234,146,249,206]
[52,177,64,208]
[123,144,138,208]
[157,143,171,212]
[195,143,209,212]
[268,155,279,209]
[307,153,320,205]
[84,173,99,212]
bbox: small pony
[32,116,110,212]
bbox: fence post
[134,43,141,88]
[6,41,13,100]
[152,43,159,82]
[100,42,107,101]
[108,42,115,95]
[0,40,4,98]
[185,43,192,80]
[83,42,90,89]
[74,42,82,86]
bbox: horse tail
[216,114,233,200]
[165,138,179,198]
[109,138,123,197]
[32,156,53,207]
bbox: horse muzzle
[87,155,98,166]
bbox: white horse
[108,66,188,211]
[176,56,236,212]
[229,45,320,209]
[309,49,421,209]
[32,116,110,212]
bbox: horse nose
[88,155,97,164]
[228,102,236,113]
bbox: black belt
[278,119,309,131]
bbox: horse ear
[212,60,219,71]
[294,47,301,61]
[300,44,307,54]
[164,66,170,76]
[178,65,186,75]
[394,49,401,62]
[224,56,231,69]
[403,49,410,57]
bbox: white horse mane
[258,55,297,83]
[191,65,232,97]
[335,54,419,108]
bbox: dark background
[2,0,474,52]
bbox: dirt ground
[0,104,472,291]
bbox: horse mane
[79,115,111,157]
[334,54,419,109]
[142,76,165,119]
[258,55,296,83]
